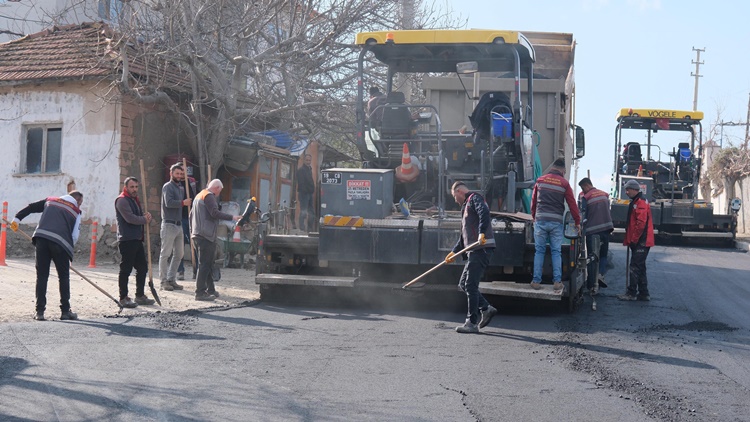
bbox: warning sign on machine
[346,180,371,200]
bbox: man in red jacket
[619,179,655,301]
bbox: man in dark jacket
[12,191,84,321]
[619,179,655,301]
[115,177,156,308]
[578,178,614,293]
[296,153,315,232]
[446,181,497,333]
[531,158,580,291]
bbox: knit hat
[624,180,641,191]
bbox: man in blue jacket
[446,181,497,333]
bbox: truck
[255,29,588,311]
[610,108,740,245]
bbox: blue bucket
[491,112,512,138]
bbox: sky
[445,0,750,193]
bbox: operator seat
[379,91,414,139]
[469,91,512,140]
[677,142,693,181]
[622,142,643,174]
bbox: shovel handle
[402,240,482,289]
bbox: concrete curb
[736,239,750,252]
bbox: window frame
[22,123,63,175]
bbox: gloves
[479,233,486,245]
[10,217,20,232]
[445,252,456,264]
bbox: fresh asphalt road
[1,244,749,422]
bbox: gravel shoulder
[0,257,260,323]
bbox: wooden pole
[139,159,162,305]
[183,158,196,270]
[402,241,481,289]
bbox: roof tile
[0,22,188,90]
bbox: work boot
[161,282,174,291]
[591,282,599,296]
[637,295,651,301]
[207,290,220,298]
[120,297,138,308]
[553,282,564,292]
[135,295,155,306]
[530,282,542,290]
[617,293,637,301]
[455,321,479,334]
[597,274,608,288]
[177,272,185,281]
[60,310,78,320]
[195,292,215,302]
[170,280,184,290]
[479,305,498,329]
[34,312,46,321]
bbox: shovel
[401,241,481,289]
[139,159,162,306]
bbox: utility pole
[397,0,415,102]
[745,92,750,149]
[691,47,705,111]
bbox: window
[259,156,271,175]
[98,0,123,21]
[279,161,291,179]
[230,177,252,205]
[24,125,62,174]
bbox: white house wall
[0,83,121,225]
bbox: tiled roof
[0,22,188,90]
[0,23,114,83]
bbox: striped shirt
[531,169,580,225]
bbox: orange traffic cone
[396,143,420,183]
[232,223,241,242]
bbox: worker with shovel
[115,177,156,308]
[10,191,84,321]
[447,182,497,334]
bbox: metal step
[479,281,563,300]
[679,231,733,238]
[256,273,356,287]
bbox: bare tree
[702,104,750,213]
[2,0,463,179]
[106,0,462,181]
